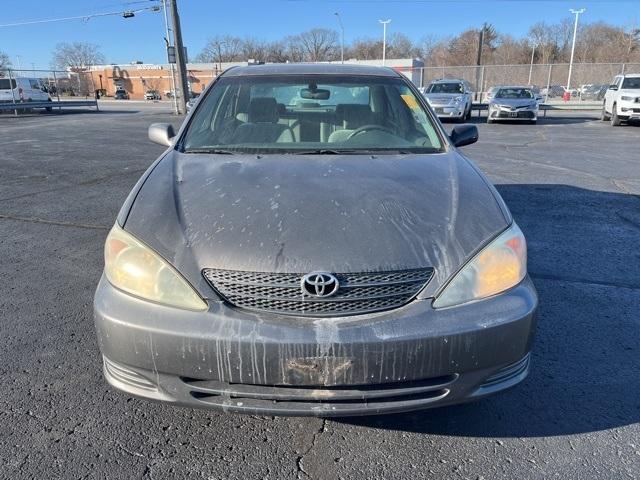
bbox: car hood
[424,93,460,103]
[123,151,510,299]
[492,98,536,108]
[619,89,640,96]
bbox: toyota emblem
[301,272,339,298]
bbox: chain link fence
[409,62,640,102]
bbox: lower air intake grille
[202,268,434,317]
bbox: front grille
[497,110,534,119]
[202,268,434,317]
[181,374,456,414]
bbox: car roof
[431,78,465,83]
[222,63,401,77]
[494,85,533,89]
[621,73,640,78]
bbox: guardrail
[0,100,99,114]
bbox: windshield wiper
[183,148,237,154]
[289,149,358,155]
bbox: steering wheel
[347,124,394,139]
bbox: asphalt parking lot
[1,106,639,479]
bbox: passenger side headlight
[104,224,207,311]
[433,223,527,308]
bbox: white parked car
[0,77,52,110]
[144,90,161,100]
[601,74,640,126]
[422,78,473,122]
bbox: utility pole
[567,8,585,91]
[528,42,537,85]
[379,19,391,66]
[334,12,344,64]
[168,0,189,114]
[162,0,178,114]
[475,24,486,101]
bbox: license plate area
[509,111,518,118]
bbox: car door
[28,79,44,101]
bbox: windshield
[495,88,534,99]
[621,77,640,89]
[182,74,443,154]
[427,82,463,94]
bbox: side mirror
[148,123,176,147]
[450,124,478,148]
[608,84,618,91]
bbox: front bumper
[432,105,465,118]
[489,109,537,121]
[617,103,640,119]
[94,275,538,417]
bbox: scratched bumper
[94,275,537,417]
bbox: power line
[0,3,161,28]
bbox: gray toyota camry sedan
[94,64,537,417]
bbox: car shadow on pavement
[0,110,139,119]
[338,184,640,437]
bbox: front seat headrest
[248,97,279,123]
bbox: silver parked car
[487,86,539,124]
[422,78,473,122]
[94,64,537,417]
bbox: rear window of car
[0,79,17,90]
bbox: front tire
[601,102,610,121]
[610,104,621,126]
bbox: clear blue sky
[1,0,637,68]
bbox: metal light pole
[528,42,537,85]
[567,8,585,91]
[379,19,391,66]
[334,12,344,64]
[162,0,178,114]
[168,0,189,114]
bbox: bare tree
[196,35,244,63]
[350,37,382,60]
[0,51,10,70]
[191,20,640,69]
[265,41,290,63]
[297,28,338,62]
[417,34,439,60]
[388,33,417,58]
[284,35,306,62]
[241,38,268,62]
[51,42,105,71]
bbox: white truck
[601,73,640,126]
[0,77,52,110]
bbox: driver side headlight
[104,224,207,311]
[433,223,527,308]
